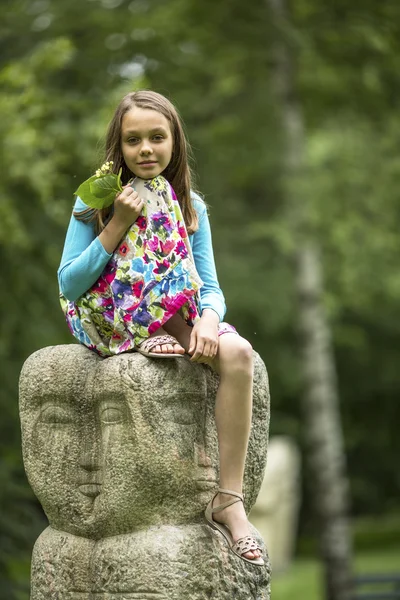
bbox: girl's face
[121,107,174,179]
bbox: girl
[58,90,264,566]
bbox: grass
[271,546,400,600]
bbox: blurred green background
[1,0,400,597]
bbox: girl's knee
[220,336,253,372]
[236,337,253,363]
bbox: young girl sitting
[58,90,264,565]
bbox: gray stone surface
[20,344,271,599]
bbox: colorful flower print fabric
[60,176,203,357]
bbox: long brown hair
[74,90,199,234]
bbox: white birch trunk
[266,1,353,598]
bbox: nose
[78,425,101,472]
[140,140,153,155]
[194,442,212,467]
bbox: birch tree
[266,0,353,598]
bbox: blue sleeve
[57,197,112,302]
[190,196,227,322]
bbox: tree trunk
[265,1,353,599]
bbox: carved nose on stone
[194,442,212,467]
[78,430,101,472]
[194,443,217,491]
[79,455,101,472]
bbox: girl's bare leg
[163,313,260,560]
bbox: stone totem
[19,344,271,599]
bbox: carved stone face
[21,345,271,599]
[20,346,219,538]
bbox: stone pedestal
[19,344,271,599]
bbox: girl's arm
[190,196,227,322]
[57,198,114,302]
[189,196,225,362]
[58,187,144,302]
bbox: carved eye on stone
[172,409,196,425]
[39,405,74,425]
[100,406,125,424]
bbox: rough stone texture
[20,344,271,599]
[250,436,301,573]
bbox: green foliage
[75,168,123,208]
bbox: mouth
[78,483,102,498]
[196,479,217,491]
[137,161,157,166]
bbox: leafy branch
[74,161,123,209]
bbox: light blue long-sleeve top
[57,192,226,322]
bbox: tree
[266,0,353,598]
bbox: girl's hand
[189,310,219,364]
[112,185,144,229]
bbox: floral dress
[60,176,203,357]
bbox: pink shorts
[218,322,238,336]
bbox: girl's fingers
[201,342,217,362]
[191,342,204,362]
[191,337,219,362]
[202,342,211,358]
[125,192,139,203]
[208,342,218,361]
[128,198,142,211]
[118,188,138,200]
[116,194,143,210]
[188,331,196,355]
[209,343,218,359]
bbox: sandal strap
[218,488,244,501]
[139,335,179,352]
[232,536,261,556]
[211,488,244,515]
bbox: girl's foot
[212,491,261,561]
[139,327,185,355]
[162,314,192,352]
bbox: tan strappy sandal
[136,335,185,358]
[205,488,264,566]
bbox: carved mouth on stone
[196,479,217,491]
[78,483,102,498]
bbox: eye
[152,134,164,141]
[165,404,196,426]
[127,137,139,144]
[39,405,74,425]
[100,406,125,424]
[173,412,195,425]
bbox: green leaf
[116,167,122,189]
[74,172,123,209]
[90,174,120,197]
